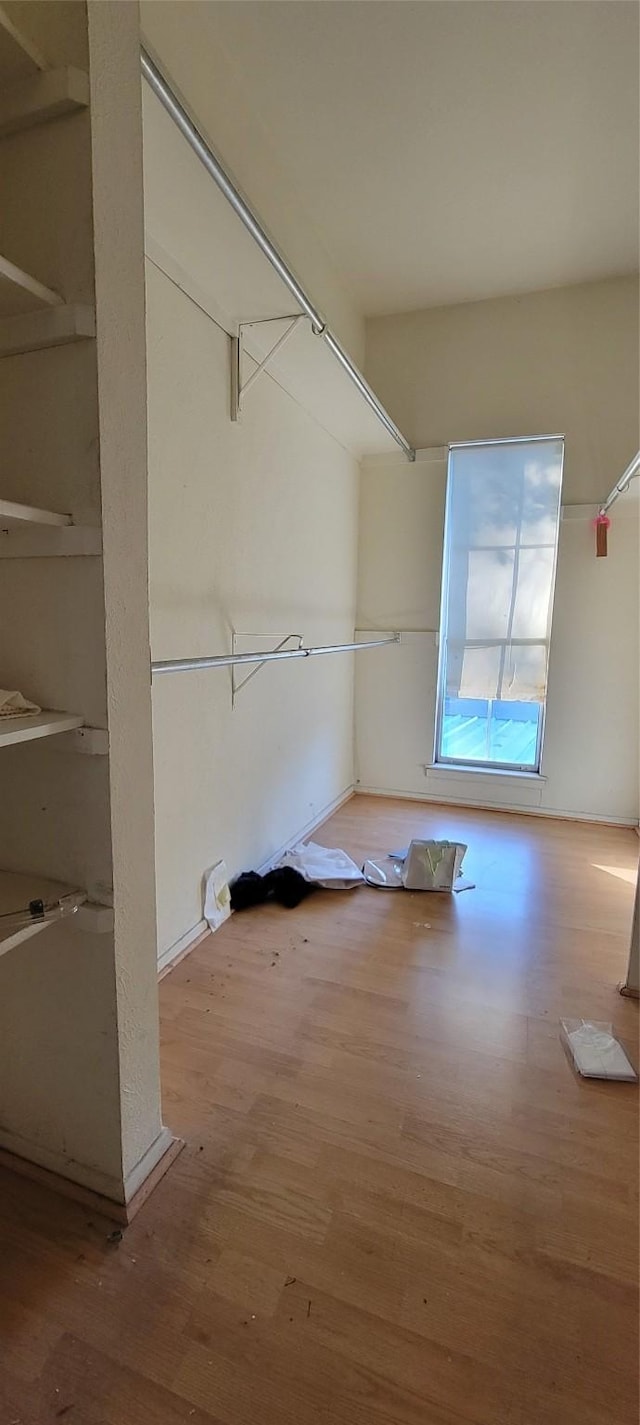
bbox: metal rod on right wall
[600,450,640,515]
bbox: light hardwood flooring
[1,796,638,1424]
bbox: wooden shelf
[0,711,84,748]
[0,497,72,531]
[0,868,85,958]
[0,301,95,358]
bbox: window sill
[427,763,547,782]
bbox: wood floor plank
[0,796,637,1424]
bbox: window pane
[436,437,563,771]
[441,698,542,769]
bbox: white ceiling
[201,0,639,317]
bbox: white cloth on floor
[277,841,364,889]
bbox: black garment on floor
[230,866,317,912]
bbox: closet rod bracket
[231,631,303,705]
[231,315,305,421]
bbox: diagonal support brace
[231,315,305,421]
[231,632,303,705]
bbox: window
[435,436,564,773]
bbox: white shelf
[0,5,47,88]
[0,65,89,139]
[0,711,84,748]
[0,496,100,556]
[0,498,72,531]
[0,252,61,319]
[0,868,85,958]
[0,302,95,358]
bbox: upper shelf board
[0,497,72,531]
[0,7,89,138]
[0,252,62,319]
[0,4,47,87]
[0,64,89,139]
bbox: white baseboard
[257,783,355,873]
[157,784,356,979]
[157,919,209,977]
[0,1121,123,1201]
[357,785,638,828]
[123,1125,175,1203]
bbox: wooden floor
[1,796,639,1424]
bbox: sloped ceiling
[196,0,639,315]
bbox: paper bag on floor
[203,860,231,929]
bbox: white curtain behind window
[441,438,564,702]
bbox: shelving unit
[0,711,83,747]
[0,2,104,982]
[0,868,85,958]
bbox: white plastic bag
[277,841,364,889]
[560,1019,637,1081]
[362,858,404,888]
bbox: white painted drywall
[87,0,164,1193]
[357,280,639,823]
[365,278,639,502]
[140,0,364,365]
[147,262,358,961]
[142,57,362,966]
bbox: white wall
[140,0,363,365]
[88,0,164,1192]
[357,280,639,823]
[148,265,358,962]
[142,66,361,966]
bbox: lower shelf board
[0,710,84,747]
[0,869,86,958]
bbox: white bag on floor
[277,841,364,889]
[561,1020,637,1081]
[363,839,468,892]
[402,840,467,891]
[203,859,231,929]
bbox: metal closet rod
[140,46,415,463]
[600,450,640,515]
[152,634,400,677]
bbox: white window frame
[434,434,564,776]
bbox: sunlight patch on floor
[592,863,638,885]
